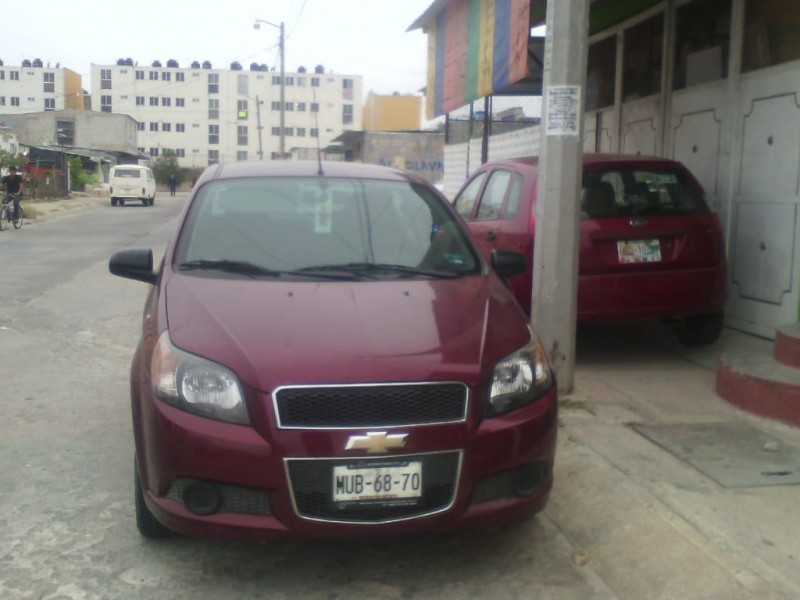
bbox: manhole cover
[631,422,800,488]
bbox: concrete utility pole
[532,0,589,393]
[254,18,286,159]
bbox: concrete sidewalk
[551,322,800,599]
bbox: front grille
[286,451,461,523]
[166,478,271,515]
[273,383,469,429]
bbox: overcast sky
[8,0,434,97]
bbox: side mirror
[109,249,157,284]
[491,249,527,279]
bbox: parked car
[452,154,727,345]
[109,160,558,541]
[109,164,156,207]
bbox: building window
[149,71,158,80]
[343,78,354,99]
[209,124,219,144]
[150,122,159,131]
[285,76,294,86]
[272,75,282,85]
[271,127,281,135]
[271,101,281,110]
[297,127,306,137]
[136,70,144,80]
[298,102,307,111]
[176,97,185,107]
[176,148,186,158]
[162,72,171,81]
[742,0,799,72]
[311,77,320,87]
[208,73,219,94]
[674,0,731,89]
[209,149,219,165]
[310,128,319,137]
[138,147,145,154]
[137,122,145,131]
[44,72,55,93]
[162,123,171,132]
[237,125,248,145]
[162,97,171,107]
[209,99,219,119]
[284,127,294,136]
[237,73,248,95]
[587,37,617,111]
[101,95,112,112]
[237,150,248,161]
[176,123,185,133]
[297,77,306,87]
[0,97,6,106]
[271,152,281,160]
[150,147,159,157]
[284,102,294,111]
[176,72,185,82]
[100,69,112,89]
[44,98,56,111]
[342,104,353,124]
[136,96,145,106]
[311,102,319,112]
[0,72,4,80]
[150,96,158,106]
[10,71,19,81]
[237,99,248,119]
[623,13,664,101]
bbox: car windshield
[581,167,710,218]
[113,169,142,178]
[173,177,481,279]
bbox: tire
[149,195,155,206]
[0,207,7,231]
[141,199,148,207]
[119,200,125,206]
[111,197,118,207]
[135,459,173,539]
[675,311,724,346]
[12,206,23,229]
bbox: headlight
[486,327,553,416]
[151,331,250,425]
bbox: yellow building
[362,92,422,132]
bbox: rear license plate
[617,239,662,263]
[333,461,422,502]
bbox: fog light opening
[183,482,222,515]
[512,462,545,497]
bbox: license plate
[617,239,661,263]
[332,461,422,502]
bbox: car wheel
[119,200,125,207]
[111,197,118,207]
[135,460,173,539]
[141,199,148,207]
[149,195,155,206]
[675,311,724,346]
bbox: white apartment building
[90,60,362,167]
[0,59,84,114]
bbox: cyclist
[1,165,24,221]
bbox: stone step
[774,323,800,369]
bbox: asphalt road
[1,193,798,599]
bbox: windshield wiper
[295,262,460,279]
[177,259,282,278]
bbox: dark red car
[109,161,557,541]
[453,154,727,345]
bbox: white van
[109,165,156,207]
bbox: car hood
[164,274,529,391]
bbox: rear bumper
[577,264,726,321]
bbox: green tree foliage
[0,150,25,172]
[68,156,99,191]
[151,151,181,186]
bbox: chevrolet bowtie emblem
[345,431,408,454]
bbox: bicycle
[0,194,24,231]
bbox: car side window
[504,173,524,219]
[453,172,487,220]
[476,170,511,220]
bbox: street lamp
[254,18,286,160]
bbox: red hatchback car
[109,161,557,541]
[453,154,727,345]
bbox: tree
[0,150,24,172]
[151,151,181,186]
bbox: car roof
[485,153,685,171]
[198,160,424,184]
